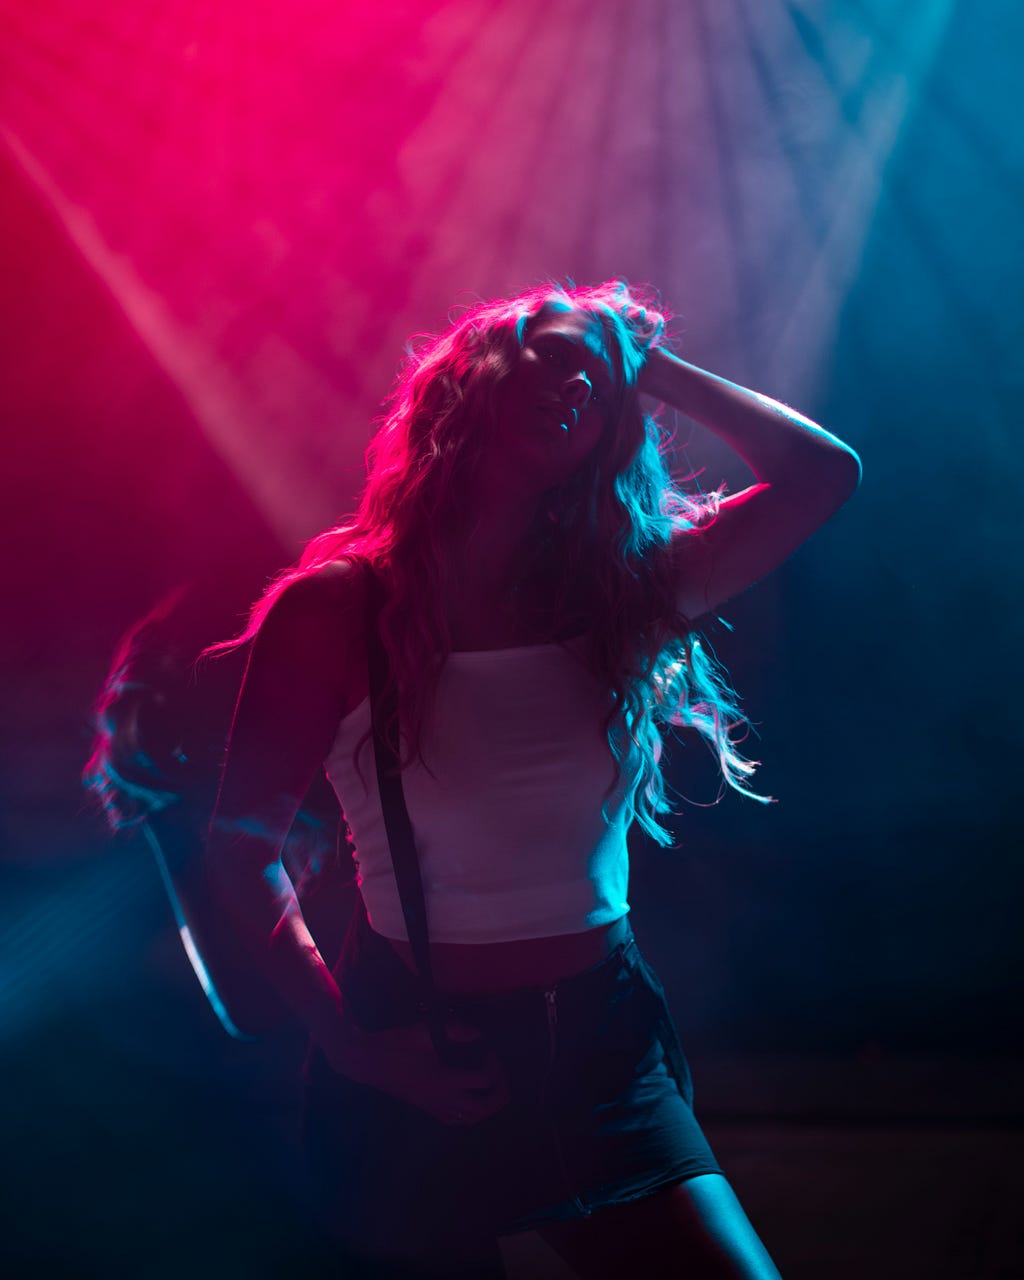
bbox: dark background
[2,2,1021,1275]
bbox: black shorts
[299,903,722,1269]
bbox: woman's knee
[539,1173,782,1279]
[669,1174,782,1278]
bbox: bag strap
[363,565,450,1060]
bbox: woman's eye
[534,343,609,404]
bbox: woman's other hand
[321,1014,511,1127]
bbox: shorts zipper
[542,986,589,1218]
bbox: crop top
[322,636,640,944]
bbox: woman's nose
[561,370,593,409]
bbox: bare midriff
[381,915,631,995]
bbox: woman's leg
[538,1173,782,1280]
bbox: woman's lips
[539,403,578,431]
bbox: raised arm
[206,563,363,1061]
[640,348,862,621]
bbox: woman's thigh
[538,1173,782,1280]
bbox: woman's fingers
[420,1053,511,1126]
[444,1016,484,1041]
[330,1018,512,1124]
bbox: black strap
[363,565,451,1061]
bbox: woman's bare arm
[640,348,861,620]
[143,807,297,1038]
[206,563,363,1061]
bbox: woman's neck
[454,500,541,587]
[439,544,589,653]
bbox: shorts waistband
[435,921,638,1015]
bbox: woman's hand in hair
[635,344,681,403]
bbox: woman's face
[490,303,618,493]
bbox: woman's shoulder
[256,558,367,661]
[246,560,369,719]
[276,556,366,610]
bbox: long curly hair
[218,279,767,845]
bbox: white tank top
[322,636,639,943]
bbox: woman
[207,280,860,1277]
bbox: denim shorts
[299,902,722,1267]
